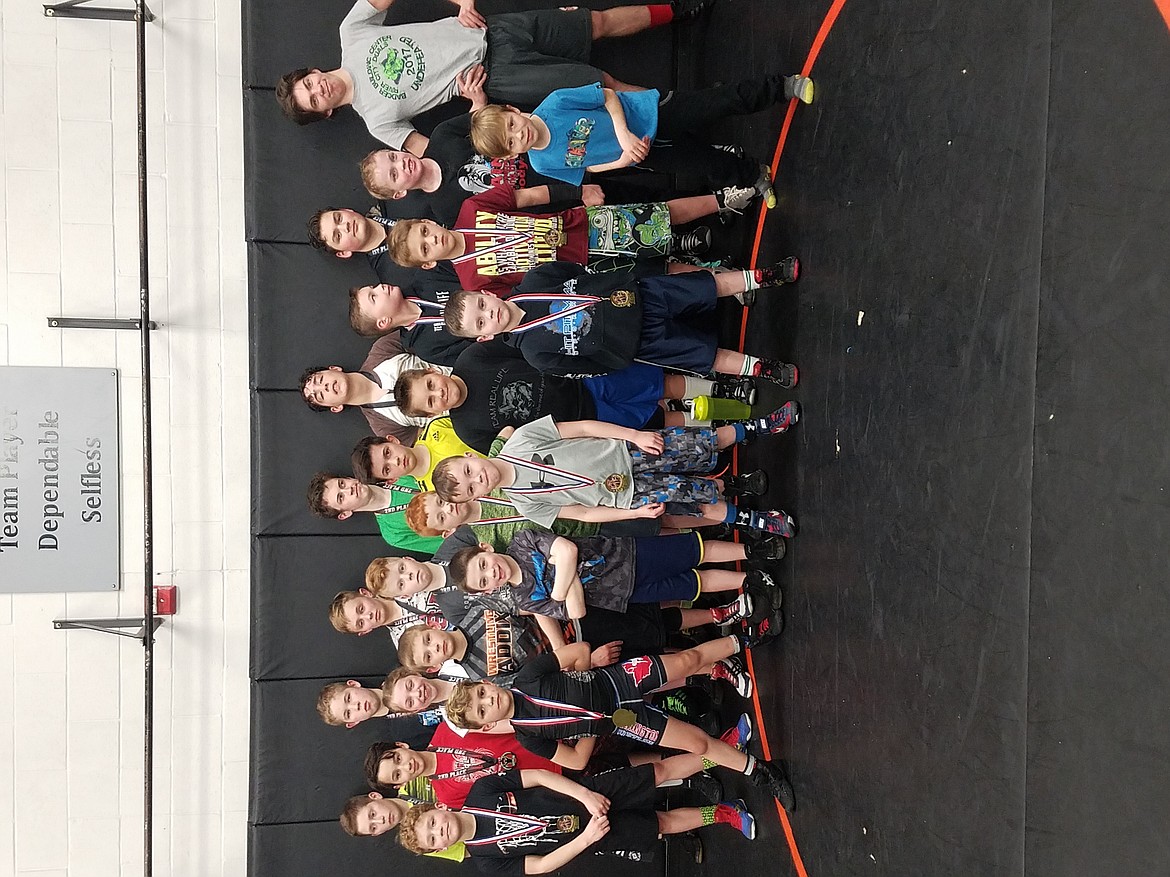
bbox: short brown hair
[381,666,423,712]
[364,741,407,793]
[348,286,382,336]
[398,802,438,854]
[441,290,479,338]
[404,492,442,537]
[469,105,514,158]
[364,556,392,593]
[276,68,327,125]
[307,472,341,518]
[396,625,431,672]
[339,795,371,836]
[386,219,425,267]
[360,149,396,199]
[443,681,483,730]
[392,369,429,417]
[307,208,337,250]
[431,457,462,502]
[328,590,359,633]
[447,545,486,592]
[316,681,349,725]
[350,436,381,484]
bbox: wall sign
[0,367,121,592]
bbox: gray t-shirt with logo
[340,0,486,149]
[497,415,634,529]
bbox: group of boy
[279,0,814,868]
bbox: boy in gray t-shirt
[429,413,800,537]
[276,0,717,155]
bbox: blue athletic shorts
[635,272,719,374]
[582,362,665,428]
[627,533,703,603]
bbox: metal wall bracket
[48,317,159,331]
[43,0,154,21]
[54,617,165,640]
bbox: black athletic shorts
[579,764,662,861]
[598,655,672,746]
[484,8,605,107]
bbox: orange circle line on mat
[735,2,849,875]
[1156,0,1170,31]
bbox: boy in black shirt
[443,261,799,384]
[398,765,758,872]
[346,280,471,366]
[444,637,797,810]
[395,341,755,453]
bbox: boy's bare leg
[702,539,747,563]
[658,808,713,834]
[712,270,748,298]
[652,753,707,784]
[659,716,750,772]
[659,635,737,682]
[712,348,749,376]
[601,71,649,92]
[591,7,651,38]
[666,194,718,225]
[662,513,724,529]
[698,568,745,593]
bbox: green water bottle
[689,395,751,422]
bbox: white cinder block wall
[0,0,249,873]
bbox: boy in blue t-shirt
[469,75,814,194]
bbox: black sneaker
[671,225,711,256]
[750,759,796,811]
[758,256,800,285]
[682,772,724,804]
[712,375,758,406]
[740,605,784,646]
[671,833,704,864]
[723,469,768,498]
[745,568,782,605]
[751,359,798,389]
[712,143,746,159]
[744,534,786,561]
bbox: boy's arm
[448,0,487,28]
[513,186,552,209]
[556,420,666,457]
[551,641,591,670]
[563,577,586,620]
[549,737,597,771]
[523,817,610,875]
[547,537,579,602]
[556,503,664,523]
[532,613,568,650]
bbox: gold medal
[543,228,566,247]
[612,708,637,728]
[609,289,635,308]
[556,815,580,832]
[603,473,629,493]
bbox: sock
[682,412,703,427]
[647,4,674,26]
[742,754,758,776]
[738,354,760,377]
[728,634,743,654]
[701,757,718,770]
[741,269,762,291]
[682,376,715,398]
[700,805,717,826]
[731,423,747,443]
[722,503,739,524]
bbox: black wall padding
[252,678,433,825]
[253,391,382,536]
[248,241,387,389]
[251,535,428,681]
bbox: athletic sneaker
[723,469,768,498]
[712,143,746,159]
[710,591,753,626]
[672,833,704,864]
[716,185,758,216]
[683,772,724,804]
[751,358,799,389]
[735,508,798,537]
[717,799,757,840]
[712,375,757,406]
[758,256,800,285]
[741,606,784,646]
[750,759,796,811]
[671,226,711,256]
[783,75,815,105]
[754,163,777,210]
[743,534,786,561]
[751,400,802,436]
[711,656,753,698]
[720,712,753,752]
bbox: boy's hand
[455,0,487,28]
[618,134,652,165]
[577,790,611,817]
[632,502,666,519]
[632,431,664,455]
[457,64,488,109]
[580,184,605,206]
[582,813,611,843]
[589,640,622,667]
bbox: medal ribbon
[427,746,513,781]
[509,691,609,727]
[499,293,603,334]
[474,494,529,525]
[461,807,550,846]
[367,214,398,257]
[406,297,447,327]
[497,453,598,495]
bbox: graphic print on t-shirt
[457,156,530,196]
[490,795,579,853]
[365,34,426,101]
[469,213,565,276]
[564,116,597,168]
[492,377,537,423]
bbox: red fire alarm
[153,585,178,615]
